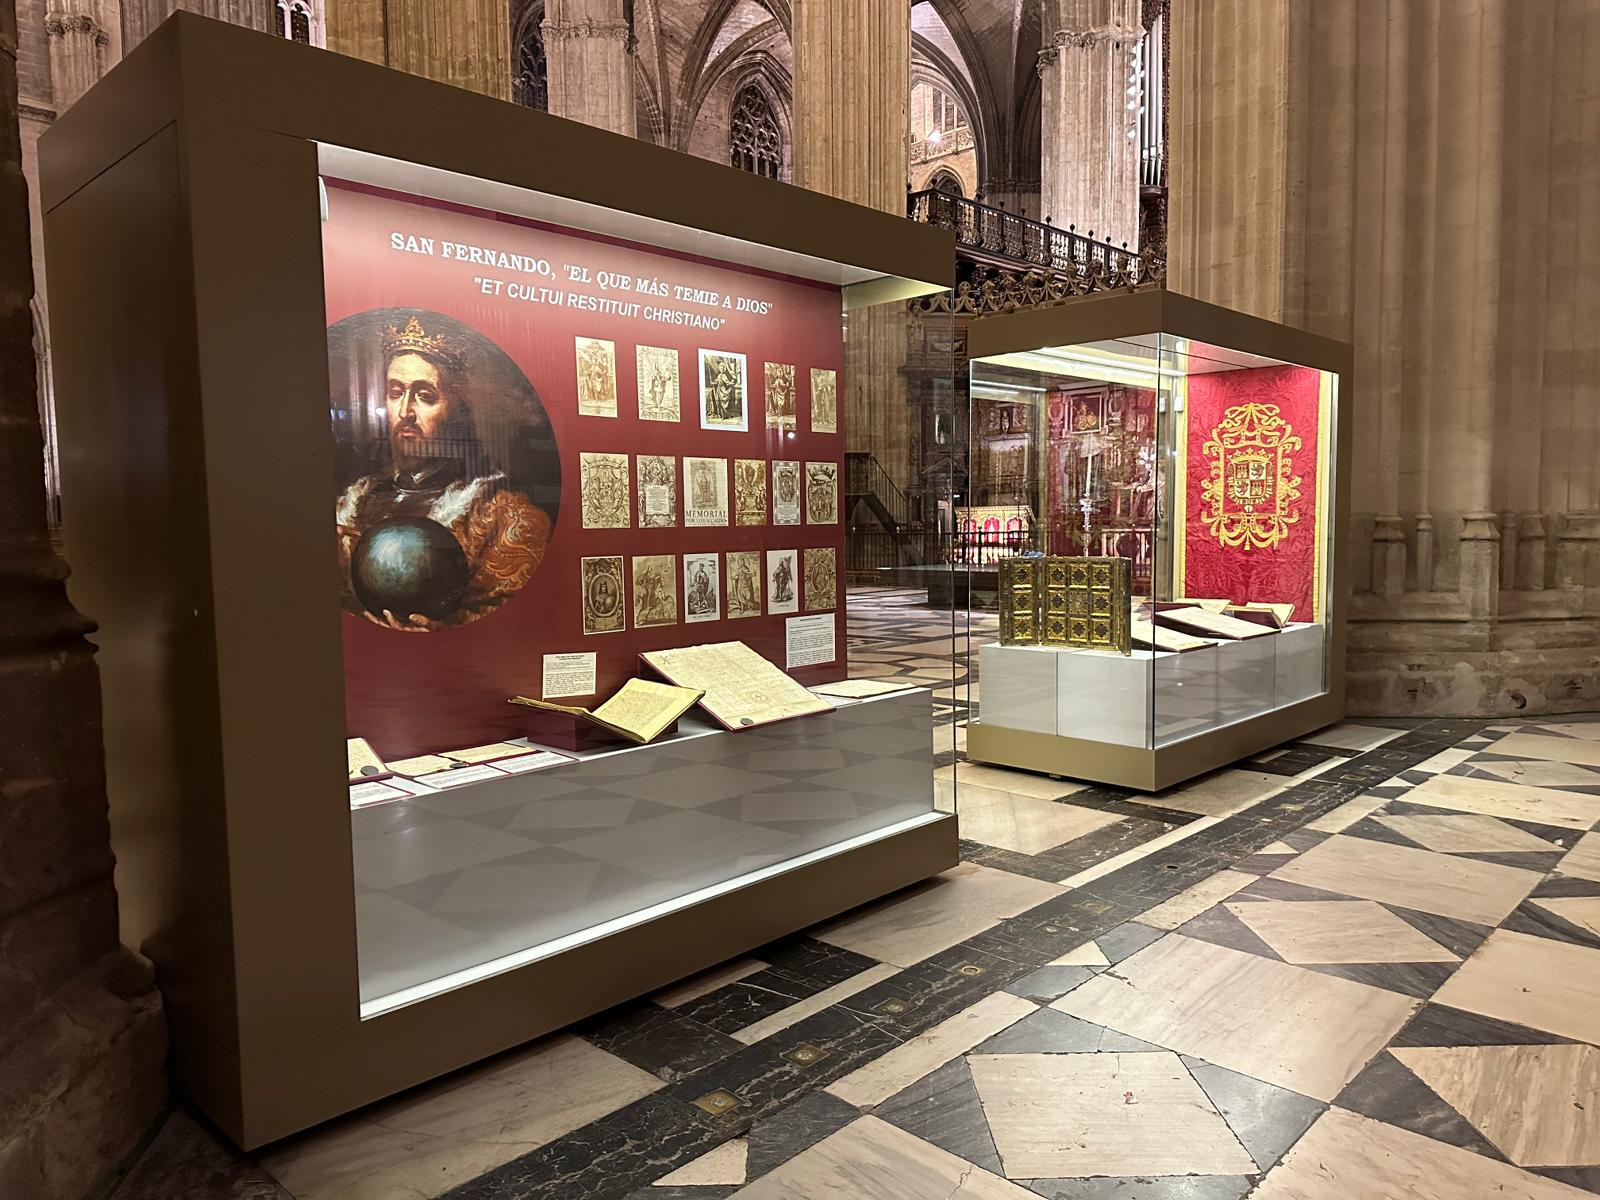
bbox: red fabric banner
[1180,364,1326,621]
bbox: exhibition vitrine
[962,291,1352,791]
[40,15,958,1146]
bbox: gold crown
[381,316,467,374]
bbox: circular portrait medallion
[329,308,561,632]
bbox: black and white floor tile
[109,589,1600,1200]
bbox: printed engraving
[804,547,837,612]
[683,552,721,623]
[773,460,801,526]
[765,361,797,430]
[575,337,617,417]
[699,349,748,431]
[581,555,625,634]
[631,553,677,628]
[734,458,767,526]
[636,345,680,422]
[810,368,837,434]
[726,550,762,618]
[579,451,631,529]
[636,454,677,528]
[766,548,798,614]
[684,456,729,526]
[805,461,839,524]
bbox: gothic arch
[911,35,991,197]
[928,167,964,197]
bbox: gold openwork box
[999,556,1131,654]
[964,290,1351,791]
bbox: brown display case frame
[963,290,1354,792]
[39,14,957,1149]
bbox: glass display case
[40,15,958,1148]
[962,291,1351,791]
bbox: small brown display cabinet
[40,15,959,1148]
[962,290,1353,791]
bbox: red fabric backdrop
[1181,364,1325,621]
[323,181,847,758]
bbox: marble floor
[109,589,1600,1199]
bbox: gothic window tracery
[730,86,783,180]
[273,1,319,45]
[512,12,549,111]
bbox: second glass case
[961,291,1351,790]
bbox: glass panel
[318,151,952,1014]
[966,341,1161,750]
[968,329,1336,758]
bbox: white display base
[979,624,1327,750]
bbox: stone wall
[1169,0,1600,718]
[0,3,167,1196]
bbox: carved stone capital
[541,19,631,43]
[45,12,104,39]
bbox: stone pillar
[327,0,511,101]
[1168,0,1600,717]
[792,0,914,503]
[792,0,909,214]
[542,0,633,136]
[1038,0,1143,248]
[44,5,109,110]
[0,3,166,1196]
[123,0,272,48]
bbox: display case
[963,290,1350,791]
[40,15,959,1147]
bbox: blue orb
[351,517,470,623]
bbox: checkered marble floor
[109,592,1600,1200]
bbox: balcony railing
[910,126,975,165]
[908,189,1143,277]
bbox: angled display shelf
[40,14,958,1147]
[962,290,1353,791]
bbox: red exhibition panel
[1180,363,1327,622]
[322,180,847,758]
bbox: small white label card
[348,780,407,808]
[496,750,575,774]
[543,651,598,698]
[785,612,836,669]
[424,763,509,790]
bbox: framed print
[581,555,625,634]
[684,456,729,526]
[631,553,677,628]
[804,547,837,612]
[698,349,748,432]
[805,461,839,524]
[580,451,631,529]
[636,454,677,529]
[734,458,767,526]
[683,552,721,623]
[726,550,762,618]
[575,336,618,417]
[773,460,801,526]
[636,345,679,422]
[765,361,796,431]
[810,367,837,434]
[766,548,798,614]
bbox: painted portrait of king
[336,316,552,631]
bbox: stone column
[1169,0,1600,717]
[792,0,909,214]
[327,0,511,101]
[792,0,914,506]
[1038,0,1143,249]
[123,0,272,49]
[542,0,633,136]
[44,5,110,110]
[0,2,166,1196]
